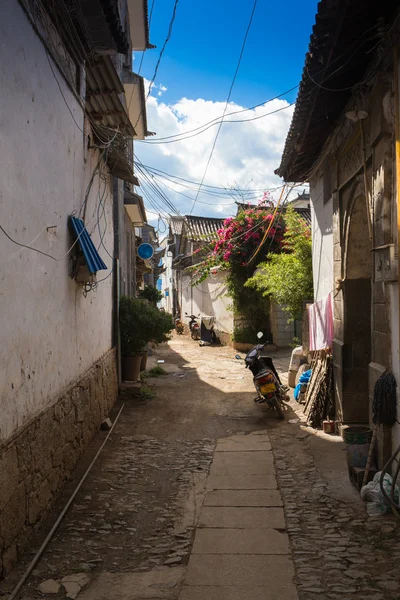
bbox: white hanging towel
[308,293,334,351]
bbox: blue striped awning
[70,216,108,275]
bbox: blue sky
[133,0,318,224]
[135,0,318,107]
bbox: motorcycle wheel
[272,395,285,419]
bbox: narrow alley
[1,337,400,600]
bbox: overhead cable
[190,0,259,215]
[130,0,181,122]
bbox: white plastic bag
[360,472,399,516]
[289,347,303,372]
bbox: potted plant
[138,285,163,306]
[119,297,151,381]
[119,297,174,381]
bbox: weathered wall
[180,272,234,343]
[0,0,118,572]
[310,174,334,301]
[310,65,398,464]
[0,0,116,442]
[0,350,117,576]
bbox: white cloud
[135,87,296,225]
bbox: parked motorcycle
[185,313,201,340]
[175,316,184,335]
[236,333,288,419]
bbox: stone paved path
[179,431,298,600]
[2,337,400,600]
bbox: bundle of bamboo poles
[303,350,334,428]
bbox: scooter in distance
[185,313,201,340]
[236,332,289,419]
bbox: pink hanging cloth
[308,293,334,351]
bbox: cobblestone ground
[268,416,400,600]
[1,337,400,599]
[0,432,216,598]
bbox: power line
[140,86,299,143]
[130,0,181,125]
[148,170,303,206]
[136,163,180,215]
[135,0,156,77]
[138,164,272,193]
[141,101,295,145]
[138,22,381,146]
[135,158,182,215]
[190,0,258,214]
[150,175,237,206]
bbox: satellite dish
[257,331,263,339]
[137,243,154,260]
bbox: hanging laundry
[308,293,334,351]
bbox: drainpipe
[112,178,121,383]
[393,47,400,374]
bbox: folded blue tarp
[294,369,312,401]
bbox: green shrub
[140,385,155,401]
[119,297,174,357]
[138,285,163,304]
[246,206,313,322]
[232,326,270,344]
[148,366,167,377]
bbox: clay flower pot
[121,355,142,382]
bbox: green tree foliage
[119,297,174,356]
[190,201,284,338]
[245,206,313,321]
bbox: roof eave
[127,0,153,51]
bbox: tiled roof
[293,207,312,227]
[184,215,225,242]
[169,216,184,236]
[275,0,396,182]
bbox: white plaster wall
[180,272,233,335]
[0,0,114,441]
[310,175,334,300]
[159,247,173,313]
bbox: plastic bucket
[343,426,372,468]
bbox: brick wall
[0,349,117,576]
[270,303,295,347]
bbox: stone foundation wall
[0,348,117,577]
[215,330,231,346]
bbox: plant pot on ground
[121,355,142,382]
[119,296,174,382]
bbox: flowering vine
[189,197,286,341]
